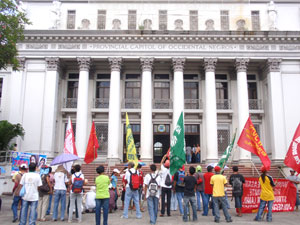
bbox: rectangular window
[217,124,230,154]
[154,74,169,80]
[67,81,79,98]
[125,82,141,99]
[189,10,198,31]
[95,123,108,152]
[184,82,198,99]
[159,10,168,30]
[97,10,106,30]
[67,10,76,29]
[96,81,110,99]
[128,10,137,30]
[154,82,170,99]
[220,10,229,31]
[251,11,261,31]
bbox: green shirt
[95,174,110,199]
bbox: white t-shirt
[71,172,85,194]
[54,172,68,191]
[144,172,161,199]
[20,172,42,201]
[159,165,172,188]
[85,191,96,209]
[125,168,139,189]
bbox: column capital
[77,57,91,71]
[17,57,26,70]
[267,58,282,72]
[203,58,217,72]
[140,57,154,72]
[172,58,185,72]
[235,58,249,72]
[108,57,122,72]
[45,57,60,71]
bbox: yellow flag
[126,113,138,168]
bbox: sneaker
[68,220,72,223]
[12,218,18,223]
[160,214,164,217]
[226,219,233,223]
[214,219,220,223]
[52,219,57,222]
[120,215,128,219]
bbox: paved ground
[1,195,300,225]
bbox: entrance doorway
[185,124,200,163]
[153,124,170,163]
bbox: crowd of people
[9,154,300,225]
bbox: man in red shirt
[202,165,215,216]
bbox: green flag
[170,112,186,175]
[217,128,237,169]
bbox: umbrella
[0,166,6,175]
[124,160,146,166]
[50,153,79,166]
[206,163,229,170]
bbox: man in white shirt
[19,163,42,225]
[160,154,172,217]
[144,164,161,225]
[287,169,300,211]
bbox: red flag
[64,117,77,156]
[284,123,300,173]
[237,116,271,170]
[84,122,99,164]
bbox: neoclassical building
[1,0,300,164]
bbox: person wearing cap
[254,166,275,222]
[11,164,28,223]
[173,165,185,215]
[210,166,232,223]
[194,165,205,211]
[111,168,120,210]
[203,165,215,216]
[287,169,300,211]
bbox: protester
[137,163,145,212]
[210,166,232,223]
[186,146,192,164]
[287,169,300,211]
[120,169,127,210]
[159,154,172,217]
[191,145,196,163]
[95,165,110,225]
[11,164,28,223]
[111,168,120,210]
[183,166,198,222]
[19,163,42,225]
[194,165,204,211]
[203,165,215,216]
[254,166,275,222]
[84,186,96,213]
[109,184,116,213]
[68,164,86,223]
[144,164,161,225]
[229,166,245,217]
[173,165,185,215]
[52,165,68,221]
[121,162,142,219]
[46,167,54,215]
[196,144,201,163]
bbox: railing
[94,98,109,109]
[0,150,13,163]
[63,98,77,108]
[122,98,141,109]
[216,99,231,110]
[152,99,173,109]
[184,99,202,109]
[249,99,263,110]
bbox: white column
[204,58,218,162]
[172,58,185,128]
[235,58,251,162]
[41,57,60,156]
[140,58,154,163]
[75,57,91,158]
[267,58,286,162]
[107,58,122,163]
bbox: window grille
[190,10,198,31]
[220,10,229,31]
[251,11,261,31]
[67,10,76,29]
[128,10,137,30]
[97,10,106,30]
[159,10,168,30]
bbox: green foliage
[0,120,25,150]
[0,0,30,71]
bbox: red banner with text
[242,178,297,213]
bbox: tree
[0,0,30,71]
[0,120,25,150]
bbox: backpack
[129,170,140,191]
[177,171,185,187]
[148,174,159,196]
[165,174,173,186]
[72,173,84,193]
[39,174,50,193]
[232,177,243,196]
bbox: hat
[164,160,170,168]
[260,166,268,173]
[113,168,120,174]
[19,164,28,169]
[214,166,221,172]
[196,165,202,172]
[290,169,295,172]
[179,165,185,171]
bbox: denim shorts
[234,196,242,208]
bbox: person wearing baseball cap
[287,169,300,211]
[111,168,120,210]
[210,166,232,223]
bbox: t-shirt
[54,172,68,191]
[71,172,85,194]
[95,174,110,199]
[111,175,118,188]
[186,146,192,155]
[259,175,275,201]
[159,165,172,189]
[210,174,227,197]
[144,172,161,198]
[287,175,300,192]
[194,172,204,192]
[174,171,185,192]
[204,172,214,194]
[229,173,245,197]
[20,172,42,201]
[183,175,197,197]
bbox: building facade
[1,0,300,164]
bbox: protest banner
[11,152,47,175]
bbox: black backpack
[165,174,173,186]
[232,177,243,196]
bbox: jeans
[176,192,184,214]
[234,196,242,209]
[196,191,204,211]
[171,191,178,211]
[212,196,231,222]
[161,187,171,216]
[186,155,191,164]
[46,194,53,215]
[203,193,214,216]
[255,200,274,222]
[225,191,230,209]
[196,153,200,163]
[296,192,300,206]
[12,196,22,220]
[183,196,197,222]
[147,196,159,224]
[95,198,109,225]
[52,190,66,220]
[68,193,83,222]
[19,200,38,225]
[123,187,142,218]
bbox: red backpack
[138,170,143,187]
[129,170,140,191]
[72,174,84,193]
